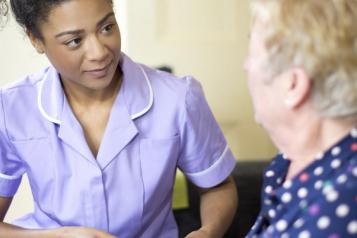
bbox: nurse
[0,0,238,237]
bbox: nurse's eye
[101,23,115,34]
[64,38,82,48]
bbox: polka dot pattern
[314,180,323,190]
[347,221,357,234]
[336,174,347,184]
[331,146,341,156]
[276,219,288,231]
[351,128,357,138]
[315,152,324,160]
[245,128,357,238]
[294,218,305,229]
[269,209,276,218]
[300,173,309,182]
[308,204,320,216]
[336,204,349,218]
[353,167,357,177]
[352,143,357,151]
[314,167,323,176]
[283,180,292,189]
[326,190,339,202]
[265,185,273,194]
[282,192,292,203]
[317,216,330,229]
[298,188,308,198]
[266,170,275,177]
[281,233,289,238]
[298,230,310,238]
[328,234,340,238]
[331,159,341,169]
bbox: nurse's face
[244,18,285,136]
[31,0,121,92]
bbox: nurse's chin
[83,61,114,79]
[80,78,116,92]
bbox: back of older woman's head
[252,0,357,119]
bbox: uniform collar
[37,52,154,125]
[120,53,154,120]
[37,67,64,124]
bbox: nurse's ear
[27,31,45,54]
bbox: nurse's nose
[85,36,108,62]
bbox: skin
[1,0,238,237]
[244,17,356,180]
[30,0,122,157]
[186,177,238,238]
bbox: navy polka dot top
[246,128,357,238]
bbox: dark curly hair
[10,0,113,40]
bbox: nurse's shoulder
[140,64,204,105]
[0,66,53,140]
[2,66,50,91]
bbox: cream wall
[124,0,277,160]
[0,0,275,223]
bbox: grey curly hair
[252,0,357,119]
[0,0,8,30]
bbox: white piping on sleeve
[0,172,21,180]
[185,145,229,177]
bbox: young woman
[0,0,238,237]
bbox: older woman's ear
[283,68,312,109]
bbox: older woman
[244,0,356,237]
[0,0,237,237]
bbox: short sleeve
[178,77,236,188]
[0,90,24,197]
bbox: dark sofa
[173,160,270,238]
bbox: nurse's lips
[84,62,112,78]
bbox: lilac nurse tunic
[0,54,236,237]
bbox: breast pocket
[139,136,180,209]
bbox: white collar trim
[131,65,154,120]
[37,64,153,124]
[37,72,62,125]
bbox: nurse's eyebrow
[55,29,84,38]
[96,12,115,27]
[55,12,115,38]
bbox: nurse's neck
[61,68,122,108]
